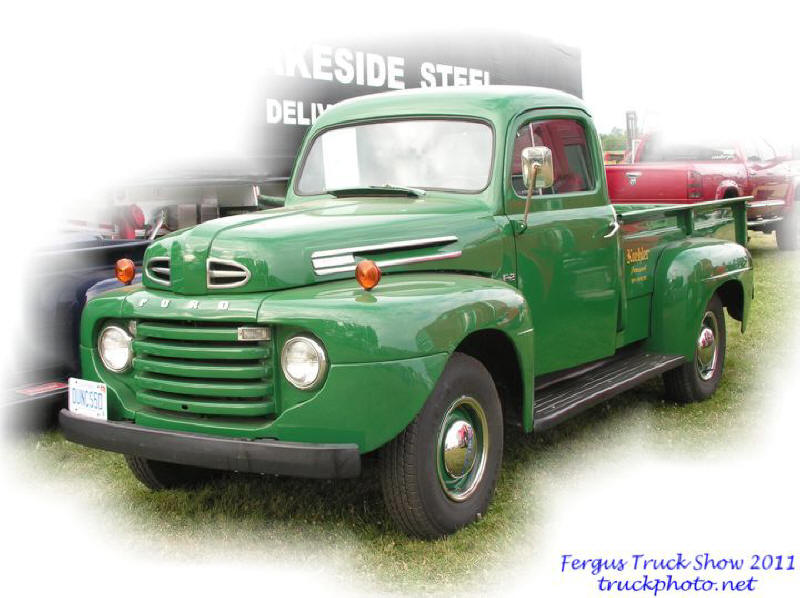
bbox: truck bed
[613,197,750,347]
[615,196,749,246]
[607,162,700,203]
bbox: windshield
[295,119,494,195]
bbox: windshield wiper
[326,185,426,198]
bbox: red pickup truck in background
[606,132,799,250]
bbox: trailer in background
[255,32,582,185]
[7,33,583,429]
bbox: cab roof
[312,85,591,130]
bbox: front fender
[257,273,533,363]
[790,176,800,207]
[79,274,535,452]
[260,272,535,441]
[646,238,753,360]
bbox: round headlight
[98,325,133,372]
[281,336,328,390]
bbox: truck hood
[142,196,504,295]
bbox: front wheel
[125,455,218,490]
[379,352,503,538]
[663,294,727,404]
[776,207,798,251]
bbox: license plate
[68,378,107,420]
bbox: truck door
[505,111,621,376]
[741,137,789,212]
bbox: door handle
[603,218,620,238]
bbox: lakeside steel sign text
[267,45,493,126]
[257,34,581,177]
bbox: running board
[533,353,685,432]
[747,217,783,227]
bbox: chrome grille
[207,258,251,289]
[132,319,274,419]
[145,257,171,286]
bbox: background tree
[600,127,626,151]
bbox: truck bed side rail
[616,197,751,247]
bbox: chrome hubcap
[696,310,719,381]
[436,396,488,502]
[442,419,478,478]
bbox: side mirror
[521,146,554,190]
[517,146,554,232]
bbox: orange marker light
[115,258,136,285]
[355,260,381,291]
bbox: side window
[741,139,760,162]
[756,138,776,162]
[511,119,595,196]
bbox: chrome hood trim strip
[316,250,463,276]
[311,236,459,276]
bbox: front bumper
[747,199,787,229]
[3,384,67,431]
[59,409,361,479]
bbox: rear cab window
[638,134,738,162]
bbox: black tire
[379,352,503,539]
[776,206,798,251]
[663,294,726,404]
[125,455,217,490]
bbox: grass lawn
[6,233,798,593]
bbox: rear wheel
[125,455,217,490]
[663,294,726,404]
[379,352,503,538]
[776,206,798,251]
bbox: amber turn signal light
[115,258,136,285]
[355,260,381,290]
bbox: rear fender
[646,238,753,360]
[715,180,743,199]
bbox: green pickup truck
[61,86,753,538]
